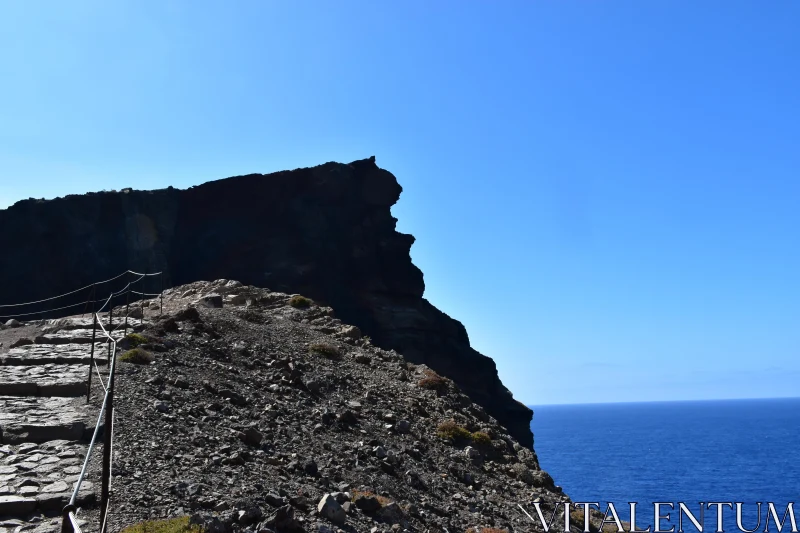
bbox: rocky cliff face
[0,157,533,447]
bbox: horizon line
[530,395,800,408]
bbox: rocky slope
[94,280,573,533]
[0,158,533,448]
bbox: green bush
[471,431,492,447]
[288,295,313,309]
[120,348,154,364]
[124,333,148,348]
[120,516,203,533]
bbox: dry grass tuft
[120,516,203,533]
[418,368,449,392]
[436,419,472,441]
[351,489,391,506]
[309,342,341,359]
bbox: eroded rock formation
[0,157,534,447]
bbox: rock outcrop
[0,157,533,447]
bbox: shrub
[120,348,154,364]
[309,342,341,359]
[288,295,313,309]
[471,431,492,447]
[436,419,472,441]
[124,333,148,348]
[418,369,449,392]
[120,516,203,533]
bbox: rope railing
[0,270,165,321]
[0,270,168,533]
[0,271,130,309]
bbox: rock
[396,420,411,433]
[174,376,190,389]
[5,319,22,328]
[219,389,247,406]
[175,306,200,322]
[340,325,361,340]
[374,446,387,459]
[337,410,358,425]
[154,400,170,413]
[190,513,226,533]
[195,294,223,309]
[9,338,34,348]
[377,502,405,525]
[242,427,263,446]
[354,494,381,513]
[264,493,287,507]
[465,446,481,459]
[0,496,36,515]
[354,354,372,364]
[305,380,323,393]
[264,505,303,533]
[237,504,263,524]
[330,492,349,504]
[41,481,69,493]
[317,494,346,525]
[303,459,318,476]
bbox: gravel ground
[70,280,608,533]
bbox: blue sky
[1,1,798,405]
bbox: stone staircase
[0,317,112,532]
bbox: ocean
[530,398,800,531]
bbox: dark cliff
[0,157,534,447]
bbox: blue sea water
[531,398,800,531]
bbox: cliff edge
[0,157,533,447]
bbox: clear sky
[1,1,798,406]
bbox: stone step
[0,397,93,444]
[33,329,107,346]
[0,440,95,520]
[1,344,109,366]
[41,317,140,335]
[40,317,96,332]
[0,366,87,397]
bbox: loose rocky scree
[96,280,594,533]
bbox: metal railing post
[124,290,130,337]
[159,272,164,316]
[60,504,77,533]
[107,304,113,366]
[100,339,115,529]
[141,271,146,324]
[87,312,97,404]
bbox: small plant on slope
[120,348,154,364]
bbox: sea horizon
[530,394,800,408]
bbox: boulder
[317,494,346,525]
[194,293,223,309]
